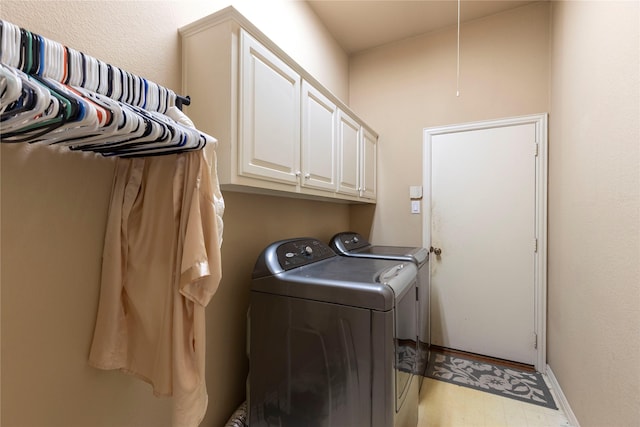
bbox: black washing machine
[249,237,418,427]
[330,232,430,389]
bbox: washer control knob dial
[303,246,313,256]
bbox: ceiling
[306,0,539,54]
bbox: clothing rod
[175,95,191,110]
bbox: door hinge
[416,286,419,301]
[534,238,538,253]
[534,332,538,349]
[534,143,539,157]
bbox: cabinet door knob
[304,173,310,179]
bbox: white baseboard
[545,364,581,427]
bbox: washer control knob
[353,236,359,243]
[303,246,313,256]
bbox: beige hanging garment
[89,147,222,427]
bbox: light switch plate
[409,186,423,199]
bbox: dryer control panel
[253,238,337,278]
[276,238,335,270]
[331,232,370,253]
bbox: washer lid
[252,256,417,311]
[330,232,429,265]
[358,245,429,265]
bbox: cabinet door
[360,128,377,200]
[337,110,360,196]
[239,30,301,185]
[301,81,337,192]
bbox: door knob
[430,246,442,256]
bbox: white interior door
[424,115,547,368]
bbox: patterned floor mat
[426,351,558,410]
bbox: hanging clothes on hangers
[0,19,185,113]
[1,19,225,427]
[0,20,206,157]
[90,148,222,427]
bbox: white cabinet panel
[240,30,300,185]
[301,81,337,192]
[361,127,377,200]
[337,111,361,196]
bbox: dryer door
[250,292,372,427]
[379,263,418,414]
[394,276,417,412]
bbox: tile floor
[419,377,572,427]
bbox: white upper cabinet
[337,111,378,200]
[180,7,377,203]
[301,81,337,192]
[337,110,361,197]
[239,31,301,185]
[361,127,377,200]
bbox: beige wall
[350,1,640,425]
[4,1,639,426]
[0,0,349,100]
[548,1,640,426]
[0,1,350,426]
[348,2,551,246]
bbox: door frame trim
[422,113,548,372]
